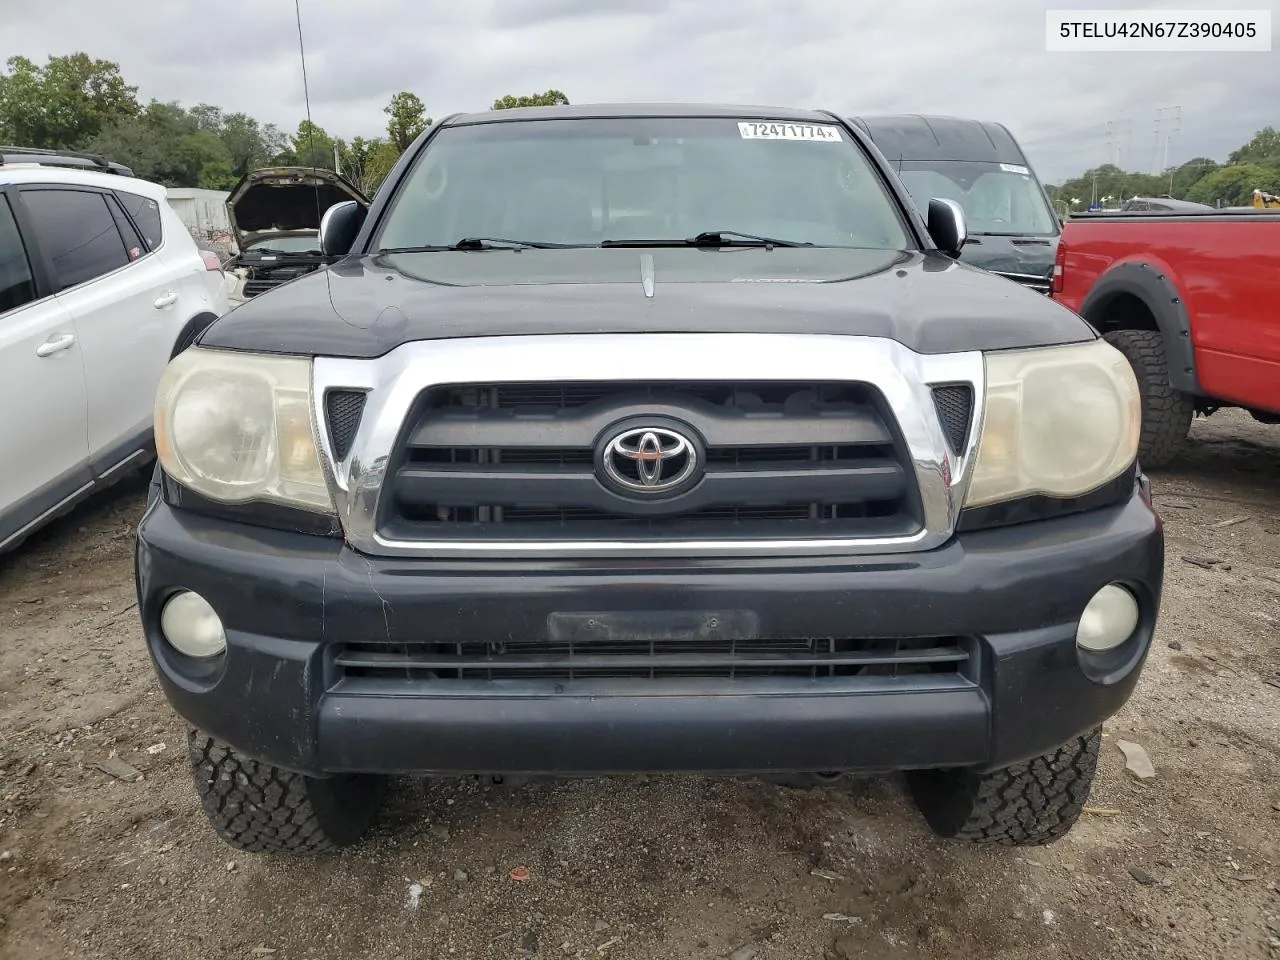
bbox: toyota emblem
[599,426,700,495]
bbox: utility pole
[1164,106,1181,189]
[1096,121,1114,206]
[1153,105,1182,179]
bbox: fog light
[159,591,227,659]
[1076,584,1140,652]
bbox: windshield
[896,160,1058,236]
[376,117,911,250]
[244,235,321,255]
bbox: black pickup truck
[137,104,1163,854]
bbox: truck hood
[225,167,367,251]
[198,246,1095,358]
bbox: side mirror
[926,198,967,258]
[319,201,367,257]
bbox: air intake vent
[931,385,974,453]
[326,390,366,460]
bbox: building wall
[166,189,232,240]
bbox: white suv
[0,148,231,552]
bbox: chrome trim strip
[312,334,985,559]
[0,481,94,552]
[96,447,150,483]
[992,271,1052,291]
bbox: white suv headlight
[155,347,334,513]
[966,339,1141,509]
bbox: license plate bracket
[546,610,760,644]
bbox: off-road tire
[906,728,1101,846]
[188,729,385,853]
[1103,329,1194,469]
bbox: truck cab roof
[445,103,835,125]
[845,115,1029,166]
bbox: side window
[105,195,146,262]
[0,195,39,314]
[115,190,163,250]
[21,189,129,290]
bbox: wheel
[188,728,385,853]
[906,728,1101,846]
[1102,329,1194,469]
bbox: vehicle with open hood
[223,166,366,306]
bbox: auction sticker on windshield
[738,122,843,142]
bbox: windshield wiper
[601,230,812,249]
[378,237,576,253]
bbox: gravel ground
[1,409,1278,960]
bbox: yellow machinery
[1254,189,1280,209]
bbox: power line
[294,0,323,228]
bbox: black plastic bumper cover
[135,484,1163,778]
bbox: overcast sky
[3,0,1276,182]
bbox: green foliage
[341,136,402,196]
[384,92,430,151]
[491,90,570,110]
[1167,158,1218,198]
[0,53,138,148]
[1051,128,1280,211]
[86,101,227,186]
[1048,163,1168,208]
[1184,163,1280,206]
[0,52,568,191]
[292,119,335,170]
[197,158,237,190]
[1228,127,1280,167]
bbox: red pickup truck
[1052,210,1280,467]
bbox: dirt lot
[1,409,1278,960]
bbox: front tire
[188,729,385,853]
[906,729,1101,846]
[1103,329,1194,469]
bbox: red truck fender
[1076,261,1200,396]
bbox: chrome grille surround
[312,333,986,559]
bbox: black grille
[242,277,285,298]
[326,390,367,460]
[334,636,972,682]
[381,381,922,542]
[931,385,974,453]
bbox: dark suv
[136,104,1163,853]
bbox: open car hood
[226,166,368,251]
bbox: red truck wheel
[1103,329,1194,469]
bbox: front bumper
[135,483,1163,778]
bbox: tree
[1052,163,1169,207]
[491,89,569,110]
[1228,127,1280,168]
[340,136,401,196]
[384,92,430,151]
[0,53,138,148]
[292,119,335,170]
[1166,158,1218,198]
[1184,163,1280,207]
[218,113,287,179]
[87,100,233,188]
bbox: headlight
[966,339,1140,508]
[154,347,334,513]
